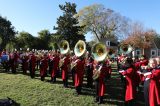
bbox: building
[133,38,160,58]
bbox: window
[136,50,141,56]
[158,49,160,56]
[106,41,110,46]
[151,50,156,57]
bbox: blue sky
[0,0,160,41]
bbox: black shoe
[94,97,99,103]
[98,96,104,104]
[41,77,44,81]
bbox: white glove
[143,72,152,76]
[137,71,142,74]
[119,70,125,73]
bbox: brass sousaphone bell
[107,48,116,59]
[92,43,107,62]
[59,40,70,68]
[70,40,86,70]
[59,40,70,55]
[120,44,133,55]
[74,40,86,57]
[92,42,107,80]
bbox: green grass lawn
[0,72,96,106]
[0,63,144,106]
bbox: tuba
[92,43,107,80]
[70,40,86,70]
[119,44,133,66]
[107,48,116,59]
[59,40,70,68]
[59,40,70,55]
[120,44,133,55]
[74,40,86,57]
[92,43,107,62]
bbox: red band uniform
[94,61,109,104]
[40,55,48,81]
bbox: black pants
[125,99,135,106]
[86,66,93,88]
[29,68,35,78]
[41,76,44,81]
[76,86,82,94]
[95,79,99,97]
[51,75,56,82]
[63,77,68,87]
[11,66,16,74]
[144,79,150,106]
[48,66,53,75]
[71,68,75,86]
[41,71,46,81]
[36,60,40,69]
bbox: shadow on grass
[0,67,145,106]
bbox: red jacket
[121,67,137,101]
[40,58,48,77]
[61,55,70,80]
[29,54,36,72]
[140,59,148,66]
[98,65,109,96]
[134,62,142,86]
[51,56,60,77]
[22,55,29,72]
[149,69,160,106]
[75,58,85,87]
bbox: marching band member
[51,51,60,83]
[73,40,86,95]
[119,58,137,106]
[10,51,19,74]
[40,53,48,81]
[86,53,94,88]
[70,52,77,86]
[93,60,110,104]
[91,42,110,104]
[48,51,54,75]
[105,58,112,80]
[139,55,149,67]
[74,56,85,95]
[21,53,29,74]
[35,52,41,70]
[1,51,10,72]
[140,58,160,106]
[155,57,160,69]
[60,54,70,88]
[28,52,36,78]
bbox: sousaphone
[59,40,70,68]
[74,40,86,57]
[120,44,133,55]
[92,42,107,80]
[59,40,70,55]
[92,43,107,62]
[107,48,116,59]
[70,40,86,70]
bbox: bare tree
[76,4,130,42]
